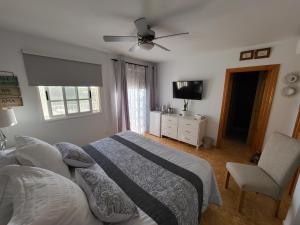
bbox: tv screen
[173,81,203,100]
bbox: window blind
[22,52,102,86]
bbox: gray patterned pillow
[75,168,138,222]
[54,142,95,168]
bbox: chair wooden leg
[238,190,245,213]
[289,168,299,196]
[275,200,281,218]
[225,170,230,189]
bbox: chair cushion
[226,162,280,199]
[258,132,300,189]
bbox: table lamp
[0,108,17,150]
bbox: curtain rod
[111,59,148,68]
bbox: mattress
[83,131,222,225]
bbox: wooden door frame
[292,105,300,138]
[216,64,280,151]
[289,105,300,195]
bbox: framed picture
[0,72,23,108]
[240,50,254,61]
[254,48,271,59]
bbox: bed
[82,131,222,225]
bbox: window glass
[48,86,63,100]
[65,86,77,100]
[38,86,101,120]
[50,101,65,116]
[79,100,90,112]
[91,87,100,111]
[67,100,79,114]
[78,87,89,99]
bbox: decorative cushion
[15,136,71,179]
[54,142,95,168]
[226,162,280,199]
[75,168,138,222]
[0,165,102,225]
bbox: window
[38,86,101,120]
[126,64,147,134]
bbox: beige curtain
[113,59,130,132]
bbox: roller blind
[22,52,102,86]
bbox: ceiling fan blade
[134,17,149,36]
[155,32,189,40]
[129,43,140,52]
[103,36,137,42]
[154,43,170,52]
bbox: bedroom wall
[157,38,300,144]
[0,29,118,146]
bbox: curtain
[126,64,147,134]
[145,65,157,131]
[113,59,130,132]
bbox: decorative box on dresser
[161,114,207,149]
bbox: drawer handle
[185,137,190,140]
[185,130,191,133]
[168,119,172,122]
[185,123,191,126]
[168,126,171,128]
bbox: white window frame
[38,86,101,121]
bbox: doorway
[217,65,280,152]
[225,71,260,142]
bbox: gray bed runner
[82,133,203,225]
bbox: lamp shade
[297,39,300,55]
[0,108,17,128]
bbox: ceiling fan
[103,17,189,52]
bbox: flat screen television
[173,80,203,100]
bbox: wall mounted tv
[173,80,203,100]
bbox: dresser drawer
[178,127,198,138]
[179,135,198,146]
[178,118,199,130]
[162,122,177,131]
[162,115,178,126]
[161,127,177,139]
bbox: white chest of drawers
[161,114,207,149]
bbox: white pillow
[0,150,18,168]
[0,165,103,225]
[15,139,71,179]
[15,135,45,148]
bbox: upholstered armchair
[225,132,300,217]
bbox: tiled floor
[144,133,292,225]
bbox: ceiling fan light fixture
[139,42,154,50]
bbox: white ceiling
[0,0,299,62]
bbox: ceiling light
[139,42,154,51]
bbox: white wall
[0,29,117,146]
[157,38,300,143]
